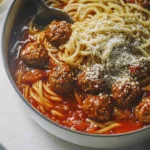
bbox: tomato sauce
[27,91,148,134]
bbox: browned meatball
[20,42,49,68]
[124,0,150,9]
[49,64,75,94]
[129,64,148,79]
[46,20,72,46]
[135,96,150,123]
[113,107,131,120]
[112,80,140,106]
[83,94,112,121]
[77,64,106,93]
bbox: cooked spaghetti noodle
[30,0,150,67]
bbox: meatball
[113,107,131,120]
[129,64,148,79]
[49,64,75,94]
[46,20,72,46]
[77,64,106,93]
[20,42,49,68]
[124,0,150,9]
[135,96,150,123]
[112,80,140,106]
[83,94,112,121]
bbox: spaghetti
[30,0,150,67]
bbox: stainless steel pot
[2,0,150,148]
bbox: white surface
[0,3,150,150]
[0,0,11,18]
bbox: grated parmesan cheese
[85,64,104,81]
[66,15,150,86]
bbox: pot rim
[2,0,150,138]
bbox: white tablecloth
[0,2,150,150]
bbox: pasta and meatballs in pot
[9,0,150,134]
